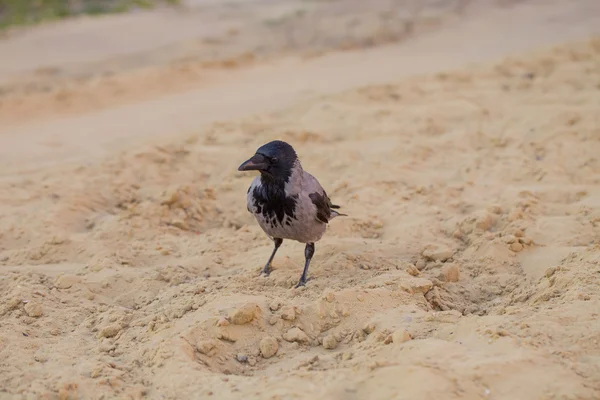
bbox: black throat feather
[253,174,298,226]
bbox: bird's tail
[330,204,347,218]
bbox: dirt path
[1,0,599,176]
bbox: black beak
[238,153,269,172]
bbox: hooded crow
[238,140,346,287]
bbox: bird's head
[238,140,298,183]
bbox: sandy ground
[1,0,600,399]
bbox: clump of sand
[1,36,600,399]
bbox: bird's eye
[271,157,278,163]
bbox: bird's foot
[294,277,309,288]
[259,266,271,277]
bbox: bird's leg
[295,243,315,288]
[261,238,283,276]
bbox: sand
[1,0,600,399]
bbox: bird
[237,140,346,288]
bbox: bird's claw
[294,278,307,288]
[259,266,271,277]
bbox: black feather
[309,191,332,224]
[252,183,298,225]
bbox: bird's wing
[303,172,343,224]
[309,191,333,224]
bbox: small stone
[269,315,280,325]
[236,353,248,363]
[229,303,260,325]
[216,318,230,327]
[280,306,296,321]
[342,352,353,361]
[98,324,121,339]
[283,327,309,344]
[408,277,433,294]
[161,189,179,206]
[216,331,237,343]
[260,336,279,358]
[55,275,80,289]
[422,245,453,262]
[440,264,460,282]
[513,229,524,237]
[392,329,411,344]
[406,264,420,276]
[269,300,282,311]
[197,340,216,355]
[248,357,257,367]
[519,237,533,245]
[355,329,367,342]
[362,322,376,334]
[509,242,523,252]
[322,334,338,350]
[545,267,557,278]
[502,235,517,244]
[24,302,43,318]
[415,259,426,270]
[171,219,189,230]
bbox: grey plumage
[238,140,346,287]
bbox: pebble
[407,277,433,294]
[545,267,557,278]
[392,329,411,344]
[98,324,121,339]
[24,302,43,318]
[269,315,281,325]
[362,322,376,334]
[259,336,279,359]
[236,353,248,363]
[322,334,338,350]
[229,303,260,325]
[280,306,296,321]
[54,275,80,289]
[440,264,460,283]
[406,264,420,276]
[510,242,524,252]
[197,340,216,355]
[502,235,517,244]
[216,318,230,327]
[217,331,237,343]
[283,327,310,344]
[513,229,524,237]
[355,329,367,342]
[422,245,453,262]
[519,237,533,245]
[171,219,189,230]
[269,300,282,312]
